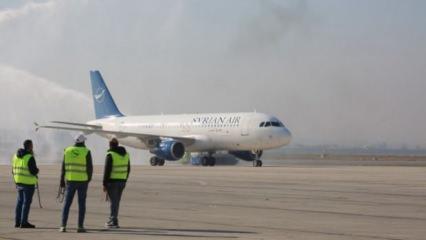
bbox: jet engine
[150,140,185,160]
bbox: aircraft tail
[90,70,124,119]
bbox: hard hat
[75,134,87,143]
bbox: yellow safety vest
[64,146,89,181]
[12,153,38,185]
[108,151,129,180]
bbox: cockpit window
[271,121,280,127]
[261,120,285,128]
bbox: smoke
[0,64,149,164]
[232,0,308,54]
[0,64,91,163]
[0,0,57,24]
[0,64,91,124]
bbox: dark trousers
[15,185,35,225]
[61,182,88,227]
[106,182,126,224]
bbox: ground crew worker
[59,134,93,233]
[12,139,39,228]
[103,138,130,228]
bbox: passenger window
[265,122,271,127]
[259,122,265,127]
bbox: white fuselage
[88,112,291,153]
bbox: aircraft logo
[94,88,106,103]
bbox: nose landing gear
[253,159,263,167]
[252,150,263,167]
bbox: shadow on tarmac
[36,226,256,238]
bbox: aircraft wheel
[201,156,209,166]
[158,158,165,166]
[150,156,158,166]
[208,157,216,166]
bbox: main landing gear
[201,156,216,167]
[150,156,165,166]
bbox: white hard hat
[74,134,87,143]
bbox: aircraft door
[241,118,250,136]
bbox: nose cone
[280,127,292,146]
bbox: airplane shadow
[89,226,257,238]
[34,226,257,238]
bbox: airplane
[36,70,292,167]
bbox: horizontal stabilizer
[51,121,102,129]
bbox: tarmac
[1,160,426,240]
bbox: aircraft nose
[281,127,292,145]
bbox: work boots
[105,219,119,229]
[20,222,35,228]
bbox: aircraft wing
[35,122,196,146]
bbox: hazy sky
[1,0,426,150]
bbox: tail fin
[90,70,124,119]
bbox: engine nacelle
[150,140,185,161]
[228,150,263,161]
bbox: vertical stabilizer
[90,70,124,119]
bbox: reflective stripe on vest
[108,151,129,180]
[64,146,89,181]
[12,154,37,185]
